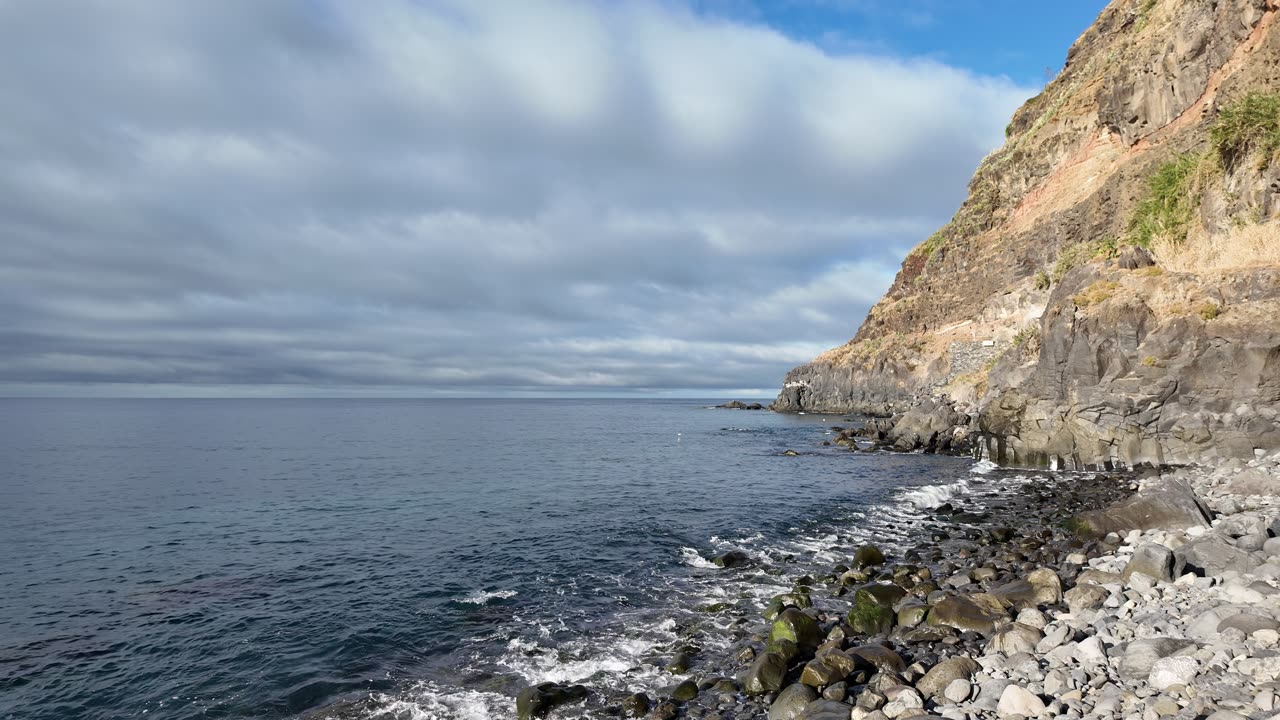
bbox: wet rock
[855,545,887,568]
[799,658,843,688]
[670,680,698,702]
[712,550,751,568]
[742,652,788,695]
[516,682,589,720]
[847,644,906,673]
[794,699,856,720]
[769,684,818,720]
[896,601,929,628]
[622,692,651,718]
[770,609,822,650]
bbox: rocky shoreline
[518,447,1280,720]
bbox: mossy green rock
[766,638,800,663]
[769,608,822,649]
[847,601,894,635]
[854,545,886,568]
[763,592,812,620]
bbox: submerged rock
[515,682,589,720]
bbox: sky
[0,0,1109,398]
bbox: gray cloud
[0,0,1031,397]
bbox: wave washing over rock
[773,0,1280,471]
[305,447,1146,720]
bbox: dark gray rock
[1180,537,1254,576]
[516,683,588,720]
[1123,542,1181,583]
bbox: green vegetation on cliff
[1210,92,1280,170]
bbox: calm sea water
[0,398,979,720]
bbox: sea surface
[0,398,989,720]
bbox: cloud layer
[0,0,1031,396]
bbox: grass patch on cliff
[1154,220,1280,272]
[1050,239,1120,283]
[1211,93,1280,170]
[910,231,947,261]
[1126,154,1206,249]
[1072,280,1121,308]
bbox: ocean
[0,398,991,720]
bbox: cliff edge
[774,0,1280,469]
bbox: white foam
[970,459,1000,475]
[457,589,518,605]
[679,547,718,569]
[367,683,510,720]
[898,478,970,509]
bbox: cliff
[774,0,1280,469]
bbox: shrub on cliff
[1211,92,1280,170]
[1127,154,1203,248]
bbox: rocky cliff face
[775,0,1280,469]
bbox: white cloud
[0,0,1033,395]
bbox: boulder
[669,680,698,702]
[855,545,887,568]
[516,683,589,720]
[990,569,1061,610]
[712,550,752,568]
[1149,656,1199,690]
[944,678,972,704]
[769,684,818,720]
[1181,537,1254,576]
[997,685,1047,718]
[1123,543,1179,583]
[1218,613,1280,634]
[1064,584,1108,612]
[916,657,980,700]
[927,594,1011,635]
[1071,480,1210,538]
[846,644,906,673]
[794,700,858,720]
[770,608,822,650]
[799,658,843,688]
[621,692,651,718]
[848,595,895,635]
[986,622,1043,655]
[742,652,788,695]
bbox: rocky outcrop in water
[773,0,1280,469]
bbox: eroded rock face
[771,0,1280,470]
